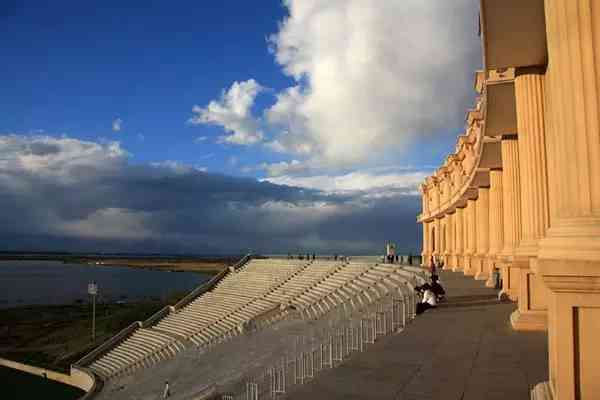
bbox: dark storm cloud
[0,135,421,254]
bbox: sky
[0,0,482,255]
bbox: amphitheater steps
[83,259,425,381]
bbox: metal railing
[218,284,417,400]
[264,254,422,266]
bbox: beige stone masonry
[511,72,550,332]
[486,170,504,288]
[499,138,522,300]
[474,188,490,281]
[453,207,465,272]
[534,1,600,398]
[464,198,477,276]
[445,212,455,269]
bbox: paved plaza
[284,271,548,400]
[97,270,547,400]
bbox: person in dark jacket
[430,275,446,301]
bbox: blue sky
[0,1,481,254]
[2,0,296,175]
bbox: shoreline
[0,254,240,274]
[0,256,240,371]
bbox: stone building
[417,1,600,399]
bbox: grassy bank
[0,291,189,372]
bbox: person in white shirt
[416,284,438,314]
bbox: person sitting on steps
[416,283,437,314]
[430,275,446,302]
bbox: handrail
[73,321,141,366]
[232,253,252,271]
[141,306,173,327]
[73,254,252,368]
[173,269,227,310]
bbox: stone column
[434,217,441,262]
[445,212,454,269]
[486,170,504,288]
[511,72,550,331]
[462,204,469,271]
[533,3,600,398]
[421,220,430,267]
[464,198,477,276]
[453,207,465,272]
[474,188,490,280]
[498,137,522,300]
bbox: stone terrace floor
[284,270,548,400]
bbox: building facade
[417,1,600,399]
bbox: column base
[473,257,489,280]
[484,257,499,287]
[474,266,489,281]
[463,256,475,276]
[530,381,553,400]
[510,309,547,331]
[443,258,453,270]
[452,255,464,272]
[474,272,489,281]
[498,262,519,301]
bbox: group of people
[380,253,414,265]
[288,253,316,260]
[415,255,446,315]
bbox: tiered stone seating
[265,261,341,305]
[84,258,419,381]
[89,328,183,380]
[159,259,306,346]
[291,263,414,319]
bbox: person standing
[163,381,171,398]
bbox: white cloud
[0,134,127,183]
[190,79,265,145]
[150,160,206,174]
[263,0,480,166]
[136,133,145,141]
[60,208,154,240]
[193,136,208,144]
[112,118,123,132]
[263,168,428,198]
[259,159,307,176]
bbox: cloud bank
[0,134,421,254]
[192,0,480,171]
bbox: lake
[0,260,212,308]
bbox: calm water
[0,260,212,308]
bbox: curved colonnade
[82,258,424,384]
[418,1,600,399]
